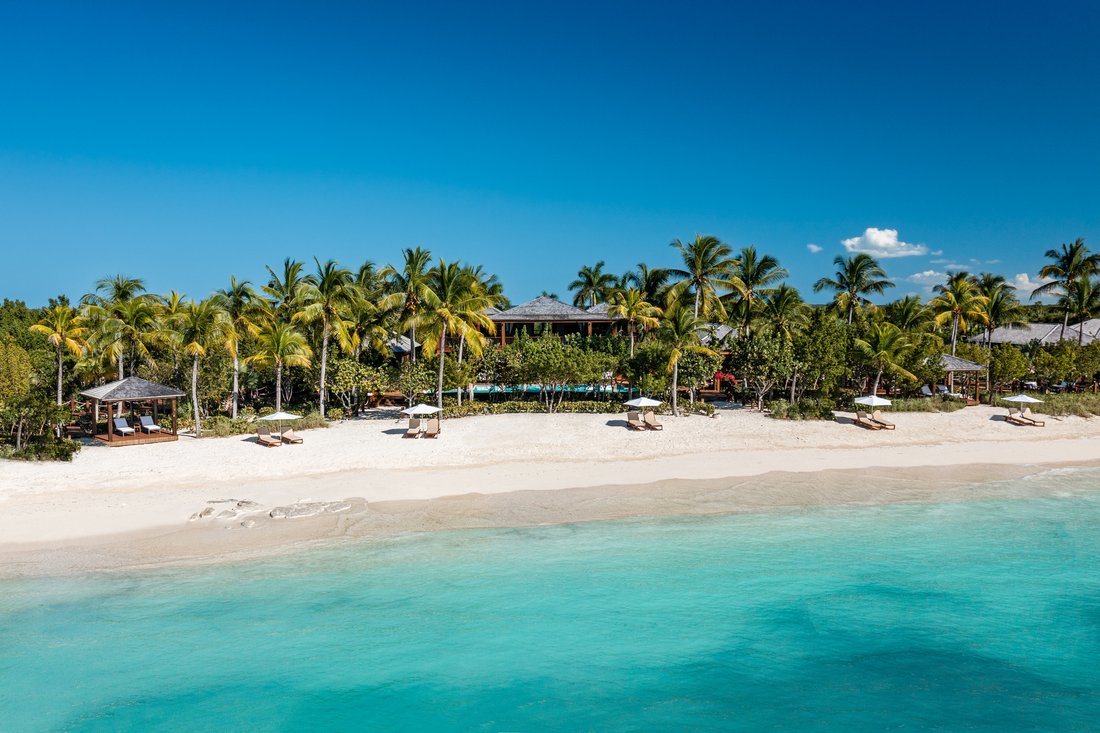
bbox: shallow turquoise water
[3,471,1100,731]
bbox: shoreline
[3,406,1100,576]
[3,457,1099,578]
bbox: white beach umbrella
[1002,394,1043,404]
[401,403,441,416]
[258,411,301,433]
[624,397,662,408]
[854,395,892,408]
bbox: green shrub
[0,437,81,462]
[886,397,966,413]
[1012,393,1100,417]
[327,407,345,421]
[767,398,836,420]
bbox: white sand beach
[1,403,1099,575]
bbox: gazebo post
[106,402,113,442]
[171,399,178,436]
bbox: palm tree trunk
[790,370,797,403]
[1062,307,1069,342]
[847,303,854,325]
[629,324,635,357]
[951,316,959,356]
[56,346,64,405]
[872,369,883,400]
[231,349,240,419]
[275,362,283,413]
[192,356,201,436]
[410,322,417,363]
[693,289,701,319]
[457,333,466,407]
[672,360,679,416]
[436,325,447,410]
[319,318,330,417]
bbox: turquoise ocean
[3,469,1100,731]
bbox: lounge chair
[423,418,440,438]
[281,428,303,444]
[139,415,162,433]
[870,410,895,430]
[643,411,663,430]
[404,418,421,438]
[256,426,281,447]
[854,410,882,430]
[920,385,934,397]
[1019,407,1046,427]
[113,417,136,436]
[626,411,647,431]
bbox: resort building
[978,322,1098,346]
[487,296,615,345]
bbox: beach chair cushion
[626,411,646,431]
[139,415,162,433]
[643,411,663,430]
[1021,407,1046,427]
[424,418,440,438]
[256,426,280,447]
[871,410,895,429]
[113,418,135,435]
[404,418,421,438]
[854,410,882,430]
[281,429,303,444]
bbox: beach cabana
[488,296,614,345]
[80,377,184,446]
[939,353,988,405]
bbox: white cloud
[1012,273,1056,301]
[906,270,945,286]
[842,227,929,258]
[806,243,823,254]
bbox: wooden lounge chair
[404,418,421,438]
[113,417,136,436]
[643,411,663,430]
[1018,407,1046,427]
[870,410,895,430]
[281,428,303,444]
[854,410,882,430]
[625,411,647,431]
[423,418,440,438]
[1005,407,1026,425]
[139,415,162,433]
[256,426,281,447]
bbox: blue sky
[1,1,1097,306]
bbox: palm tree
[295,258,358,417]
[627,262,672,303]
[569,261,617,308]
[156,290,188,384]
[245,322,313,412]
[929,272,989,355]
[668,234,736,319]
[884,295,933,335]
[813,254,894,324]
[381,246,434,363]
[607,288,662,356]
[107,298,165,377]
[263,258,308,320]
[1061,277,1100,345]
[172,298,227,437]
[657,303,718,416]
[31,304,89,403]
[420,260,496,409]
[80,274,149,379]
[760,284,808,341]
[217,277,259,419]
[854,322,917,399]
[975,273,1025,346]
[727,245,787,335]
[1032,238,1100,339]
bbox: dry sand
[1,404,1098,575]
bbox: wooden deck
[94,431,179,447]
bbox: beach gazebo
[80,377,185,446]
[939,353,989,405]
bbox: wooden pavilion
[940,353,989,405]
[80,377,185,446]
[488,296,615,345]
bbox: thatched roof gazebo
[939,353,989,405]
[81,377,185,446]
[488,296,615,344]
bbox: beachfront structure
[940,353,988,403]
[80,377,184,446]
[488,296,614,345]
[977,321,1098,347]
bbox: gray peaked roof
[939,353,987,372]
[81,377,186,402]
[489,296,611,322]
[586,302,610,316]
[975,322,1089,346]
